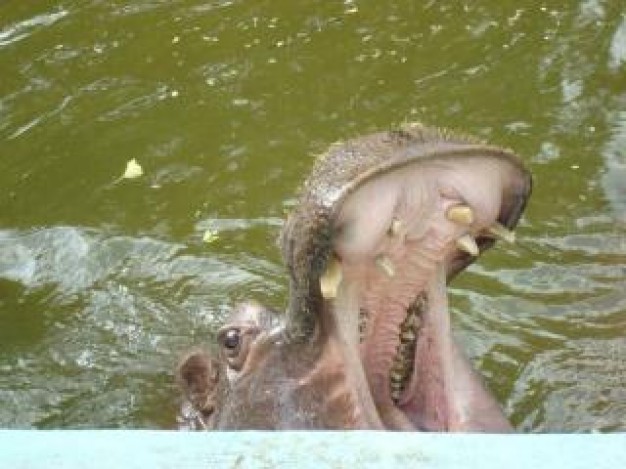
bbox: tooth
[389,218,403,236]
[390,371,404,383]
[320,257,342,299]
[403,314,421,329]
[456,234,479,256]
[375,255,395,278]
[401,330,416,342]
[446,204,474,226]
[487,222,516,243]
[391,361,404,373]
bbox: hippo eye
[222,329,241,350]
[217,321,261,372]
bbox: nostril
[223,329,241,350]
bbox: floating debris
[121,158,143,179]
[202,229,219,244]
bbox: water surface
[0,1,624,431]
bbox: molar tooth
[375,255,395,278]
[400,330,416,342]
[391,361,404,373]
[390,379,402,389]
[456,234,479,257]
[390,371,404,383]
[320,257,342,299]
[403,314,421,329]
[446,204,474,226]
[487,222,516,244]
[412,315,422,329]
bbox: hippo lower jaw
[327,263,513,431]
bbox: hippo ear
[177,349,220,417]
[280,124,531,338]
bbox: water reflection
[602,110,626,223]
[0,9,68,49]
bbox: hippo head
[177,123,531,431]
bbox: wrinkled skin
[177,123,532,431]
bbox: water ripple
[0,225,282,427]
[0,9,68,48]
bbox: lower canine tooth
[446,204,474,226]
[375,255,395,278]
[456,234,479,256]
[320,257,342,299]
[487,222,516,243]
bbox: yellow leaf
[202,229,219,244]
[122,158,143,179]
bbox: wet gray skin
[177,123,532,431]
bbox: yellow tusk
[320,257,342,299]
[487,222,516,243]
[375,255,396,278]
[446,204,474,226]
[456,234,479,257]
[389,218,403,237]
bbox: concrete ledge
[1,430,624,468]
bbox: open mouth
[313,128,531,430]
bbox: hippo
[177,123,532,431]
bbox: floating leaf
[122,158,143,179]
[202,229,219,244]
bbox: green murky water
[0,1,624,431]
